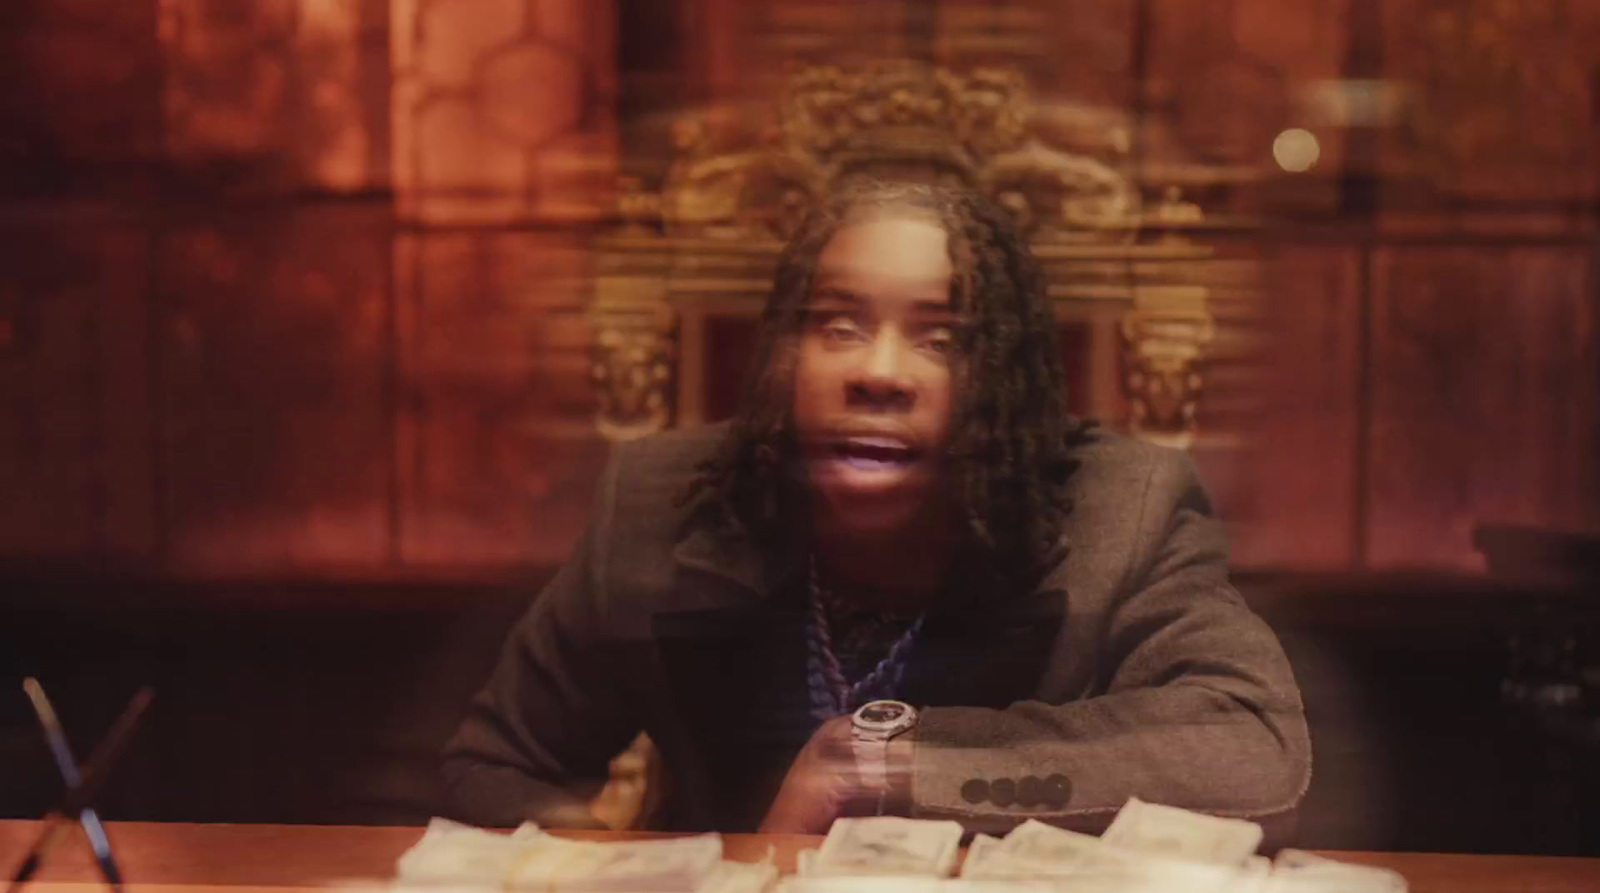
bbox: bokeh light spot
[1273,128,1320,172]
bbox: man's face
[791,212,958,537]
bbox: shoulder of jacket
[595,422,733,544]
[609,422,730,483]
[1067,428,1192,494]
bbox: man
[443,181,1310,837]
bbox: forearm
[885,733,916,816]
[440,467,640,830]
[441,753,609,829]
[441,629,640,830]
[907,682,1309,827]
[897,447,1316,835]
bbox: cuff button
[988,777,1016,807]
[1017,775,1045,807]
[959,778,989,804]
[1043,773,1072,808]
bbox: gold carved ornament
[590,297,675,442]
[1120,300,1215,449]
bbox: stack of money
[393,819,776,893]
[786,800,1406,893]
[958,811,1272,893]
[795,818,965,878]
[1102,798,1265,866]
[1267,850,1407,893]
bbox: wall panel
[1366,245,1598,569]
[157,206,393,571]
[392,229,606,568]
[1230,243,1363,568]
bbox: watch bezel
[851,699,918,737]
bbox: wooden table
[3,821,1599,893]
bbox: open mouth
[828,436,921,472]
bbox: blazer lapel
[900,552,1071,709]
[651,519,816,829]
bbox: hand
[758,715,861,834]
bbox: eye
[919,324,956,355]
[814,313,867,344]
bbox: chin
[816,492,929,540]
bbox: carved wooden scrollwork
[652,60,1142,244]
[780,63,1028,173]
[590,304,675,442]
[1120,292,1215,448]
[588,248,678,441]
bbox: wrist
[848,700,918,815]
[883,730,915,815]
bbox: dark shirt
[816,582,922,692]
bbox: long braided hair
[682,180,1092,595]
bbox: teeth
[841,455,904,471]
[847,437,908,451]
[825,435,918,473]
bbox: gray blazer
[443,424,1311,836]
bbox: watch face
[852,699,917,735]
[857,701,909,725]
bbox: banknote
[955,835,1006,879]
[795,850,816,877]
[995,819,1131,872]
[1268,849,1408,893]
[1101,798,1264,866]
[503,834,721,891]
[394,819,724,891]
[780,879,1054,893]
[990,828,1256,893]
[812,817,965,877]
[395,819,532,886]
[698,858,781,893]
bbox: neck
[810,516,955,608]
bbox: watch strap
[853,733,890,796]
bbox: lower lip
[811,453,921,494]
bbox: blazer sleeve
[908,450,1311,839]
[440,450,643,829]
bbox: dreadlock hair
[681,179,1093,592]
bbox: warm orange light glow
[1272,128,1320,172]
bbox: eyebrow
[810,285,957,316]
[808,285,863,304]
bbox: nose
[846,329,916,411]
